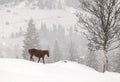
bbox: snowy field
[0,58,120,82]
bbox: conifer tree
[22,19,40,59]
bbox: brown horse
[28,48,49,64]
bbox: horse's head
[46,50,49,57]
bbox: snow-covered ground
[0,58,120,82]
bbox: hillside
[0,0,79,9]
[0,58,120,82]
[0,6,78,37]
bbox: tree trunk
[103,49,108,73]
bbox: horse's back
[28,48,49,57]
[29,49,36,54]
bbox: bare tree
[78,0,120,72]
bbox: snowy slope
[0,0,79,9]
[0,7,78,37]
[0,58,120,82]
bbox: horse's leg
[30,55,32,61]
[38,57,41,63]
[42,57,45,64]
[30,55,34,61]
[32,57,34,61]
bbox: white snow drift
[0,58,120,82]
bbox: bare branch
[108,43,120,51]
[78,0,120,52]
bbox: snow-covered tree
[53,40,61,62]
[38,0,45,9]
[57,0,62,9]
[78,0,120,72]
[85,49,99,71]
[39,23,48,38]
[10,27,24,38]
[68,27,78,61]
[112,51,120,72]
[22,18,40,60]
[69,40,76,61]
